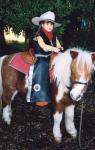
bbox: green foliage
[0,0,74,33]
[70,0,95,30]
[0,0,95,31]
[6,41,25,54]
[0,0,95,50]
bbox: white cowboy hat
[32,11,61,27]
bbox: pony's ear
[70,51,78,59]
[91,52,95,63]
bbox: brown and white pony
[0,48,95,143]
[50,48,95,142]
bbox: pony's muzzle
[70,92,82,101]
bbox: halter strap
[66,80,90,92]
[72,81,88,85]
[66,81,88,91]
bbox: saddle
[21,48,57,65]
[21,48,36,65]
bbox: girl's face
[42,21,54,32]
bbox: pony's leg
[65,105,77,138]
[2,90,17,125]
[53,111,63,143]
[2,104,12,125]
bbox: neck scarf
[41,28,53,41]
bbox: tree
[65,0,95,50]
[0,0,95,52]
[0,0,73,52]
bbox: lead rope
[78,100,95,150]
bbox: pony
[0,48,95,143]
[50,48,95,142]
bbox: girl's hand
[56,46,64,51]
[60,47,64,51]
[53,48,60,53]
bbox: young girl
[27,11,63,106]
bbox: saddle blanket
[9,52,55,80]
[9,53,31,75]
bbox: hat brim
[32,17,61,27]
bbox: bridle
[66,80,89,92]
[71,80,88,86]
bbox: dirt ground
[0,90,95,150]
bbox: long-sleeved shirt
[36,36,63,52]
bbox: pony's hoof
[71,131,77,139]
[5,119,11,125]
[54,136,62,143]
[2,116,11,125]
[67,128,77,139]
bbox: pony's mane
[51,48,92,86]
[51,50,72,86]
[69,48,92,72]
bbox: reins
[78,99,95,150]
